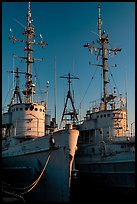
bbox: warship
[75,4,135,189]
[2,2,79,202]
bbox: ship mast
[84,4,121,110]
[9,2,48,104]
[59,73,79,128]
[24,1,34,103]
[98,4,108,109]
[8,68,25,106]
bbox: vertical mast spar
[84,4,121,110]
[98,4,102,41]
[98,4,121,110]
[9,2,48,105]
[25,2,34,103]
[125,68,128,131]
[98,4,109,110]
[54,56,57,126]
[23,2,48,103]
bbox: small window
[40,108,42,112]
[20,107,23,111]
[25,107,28,111]
[16,108,18,111]
[35,108,38,111]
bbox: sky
[2,2,135,133]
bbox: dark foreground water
[70,173,136,202]
[2,173,136,203]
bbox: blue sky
[2,2,135,132]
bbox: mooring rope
[3,150,51,195]
[2,189,26,203]
[21,151,51,195]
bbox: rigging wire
[109,68,120,96]
[2,89,11,112]
[3,55,26,109]
[100,73,102,99]
[33,62,44,102]
[79,67,98,110]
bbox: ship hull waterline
[75,159,135,189]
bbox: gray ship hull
[76,160,135,189]
[75,148,135,189]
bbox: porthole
[30,105,34,111]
